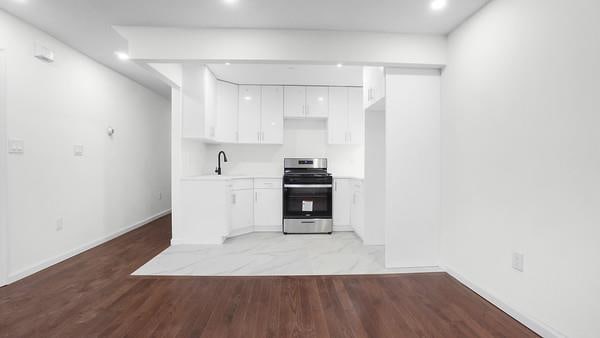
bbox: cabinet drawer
[231,178,254,190]
[254,178,282,189]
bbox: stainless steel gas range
[282,158,333,234]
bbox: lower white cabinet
[350,180,364,239]
[333,179,352,227]
[333,178,364,235]
[254,188,282,228]
[230,184,254,235]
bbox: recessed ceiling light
[336,63,343,68]
[114,51,129,60]
[225,62,231,66]
[244,96,252,101]
[430,0,447,11]
[223,0,238,5]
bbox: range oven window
[283,185,332,218]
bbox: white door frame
[0,50,8,286]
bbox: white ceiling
[1,0,491,97]
[209,64,363,87]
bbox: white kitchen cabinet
[260,86,284,144]
[363,66,385,110]
[238,85,261,144]
[333,178,352,227]
[182,64,218,141]
[306,86,329,118]
[347,87,364,145]
[204,68,218,139]
[328,87,364,145]
[284,86,306,118]
[231,188,254,235]
[254,187,282,228]
[350,180,364,239]
[216,80,238,143]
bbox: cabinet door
[347,87,364,145]
[333,179,352,226]
[328,87,348,145]
[231,189,254,231]
[350,182,364,239]
[254,189,283,227]
[260,86,284,144]
[216,80,238,143]
[284,86,306,118]
[204,68,217,139]
[306,86,329,118]
[363,66,385,108]
[238,85,261,144]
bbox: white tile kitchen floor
[133,232,441,276]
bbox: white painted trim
[333,225,354,232]
[0,51,8,287]
[445,267,565,338]
[253,225,282,232]
[227,226,253,238]
[7,209,172,284]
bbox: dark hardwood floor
[0,215,538,337]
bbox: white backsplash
[203,119,364,177]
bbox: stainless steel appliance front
[282,158,333,234]
[283,219,333,234]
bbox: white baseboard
[333,225,354,232]
[444,266,565,338]
[227,226,254,238]
[7,209,172,284]
[171,237,225,245]
[254,225,282,232]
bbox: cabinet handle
[257,131,260,142]
[255,191,258,201]
[334,181,338,192]
[232,193,236,204]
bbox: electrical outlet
[8,139,25,154]
[73,144,84,156]
[512,252,524,272]
[56,218,63,232]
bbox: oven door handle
[283,184,333,188]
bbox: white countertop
[182,175,363,181]
[181,175,282,181]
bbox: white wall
[385,69,440,268]
[202,119,364,178]
[115,27,447,67]
[0,50,8,286]
[0,11,171,282]
[441,0,600,337]
[364,109,385,245]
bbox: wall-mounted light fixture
[107,127,115,136]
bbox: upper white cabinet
[182,65,218,140]
[238,85,262,144]
[238,85,284,144]
[260,86,284,144]
[216,80,238,143]
[363,66,385,110]
[284,86,329,119]
[284,86,306,118]
[305,87,329,118]
[347,87,364,145]
[328,87,364,145]
[204,69,217,139]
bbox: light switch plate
[512,252,525,272]
[73,144,84,156]
[8,139,24,154]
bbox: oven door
[283,184,333,219]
